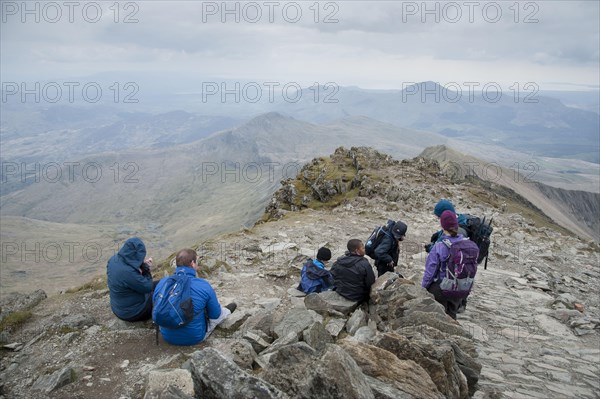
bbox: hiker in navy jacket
[298,247,334,294]
[422,211,469,320]
[331,239,376,303]
[107,237,155,321]
[374,221,408,277]
[156,248,236,346]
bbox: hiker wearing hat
[422,210,469,320]
[297,247,334,294]
[425,199,467,253]
[374,221,408,277]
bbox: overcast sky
[1,1,599,91]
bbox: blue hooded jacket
[107,237,153,320]
[156,266,222,346]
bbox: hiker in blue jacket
[422,211,468,320]
[155,248,237,346]
[107,237,155,321]
[298,247,333,294]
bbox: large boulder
[261,342,375,399]
[189,348,288,399]
[372,333,468,399]
[338,339,444,399]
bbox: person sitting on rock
[331,239,376,303]
[374,221,408,277]
[298,247,334,294]
[154,248,237,345]
[422,211,468,320]
[107,237,156,322]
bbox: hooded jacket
[422,234,468,289]
[331,253,376,302]
[156,266,222,346]
[107,237,153,320]
[298,259,334,294]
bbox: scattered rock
[144,369,195,399]
[32,366,77,394]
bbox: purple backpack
[439,239,479,298]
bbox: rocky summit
[0,146,598,399]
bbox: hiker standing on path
[422,211,477,320]
[373,221,408,277]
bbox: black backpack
[460,214,493,268]
[365,220,394,260]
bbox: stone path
[462,267,600,399]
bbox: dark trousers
[376,262,394,277]
[427,281,463,320]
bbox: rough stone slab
[287,287,306,297]
[189,348,288,399]
[32,366,77,394]
[353,326,376,343]
[242,330,272,354]
[254,298,282,312]
[346,308,368,336]
[304,291,359,316]
[211,339,257,370]
[325,318,346,338]
[370,272,400,294]
[302,321,333,352]
[262,332,299,356]
[273,308,322,339]
[365,376,414,399]
[145,369,195,399]
[218,309,254,331]
[262,342,375,399]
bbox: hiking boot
[225,302,237,313]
